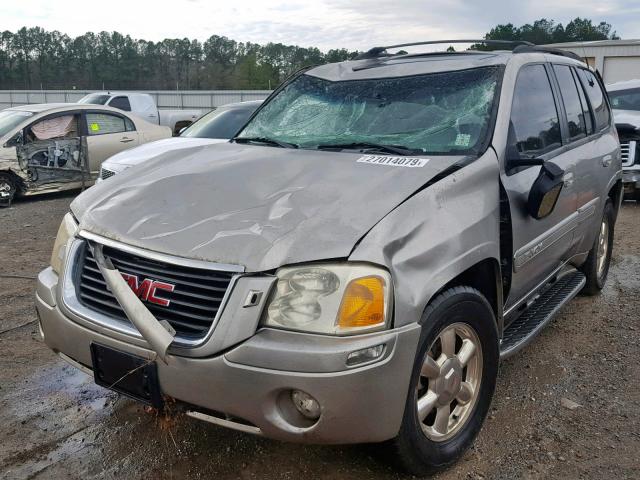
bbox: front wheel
[393,286,499,476]
[0,173,17,207]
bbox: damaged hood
[72,142,465,271]
[613,109,640,129]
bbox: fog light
[291,390,321,420]
[346,344,385,366]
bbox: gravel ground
[0,193,638,480]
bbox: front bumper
[36,267,421,444]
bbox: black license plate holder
[90,343,163,408]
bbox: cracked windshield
[238,66,501,154]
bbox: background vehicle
[607,80,640,200]
[78,92,203,136]
[0,103,170,206]
[36,41,621,475]
[97,100,262,182]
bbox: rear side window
[109,96,132,111]
[510,64,562,156]
[577,69,611,131]
[573,68,594,135]
[608,88,640,111]
[553,65,587,141]
[86,112,127,135]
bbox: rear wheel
[581,199,615,295]
[0,173,17,207]
[393,286,499,476]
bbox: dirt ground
[0,192,638,480]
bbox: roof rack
[512,45,584,62]
[355,39,534,60]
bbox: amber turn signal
[337,276,386,329]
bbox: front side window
[109,96,132,111]
[608,87,640,112]
[510,64,562,157]
[182,105,258,139]
[0,110,33,138]
[237,67,502,155]
[86,113,127,135]
[26,114,79,142]
[553,64,587,141]
[577,69,611,131]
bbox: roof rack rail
[355,39,534,60]
[512,45,584,62]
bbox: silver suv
[36,40,621,475]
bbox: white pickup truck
[78,92,204,135]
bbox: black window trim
[82,109,137,136]
[507,62,615,177]
[549,63,589,145]
[574,66,613,134]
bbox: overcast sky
[3,0,639,51]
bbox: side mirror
[528,162,565,220]
[3,131,23,148]
[178,126,187,135]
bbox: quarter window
[553,65,587,141]
[573,68,594,135]
[510,64,562,157]
[577,69,611,131]
[86,113,128,135]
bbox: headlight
[50,213,78,274]
[264,263,392,335]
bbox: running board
[500,270,586,359]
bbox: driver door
[501,63,578,311]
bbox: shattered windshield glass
[0,110,33,138]
[237,66,501,154]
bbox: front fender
[350,150,501,329]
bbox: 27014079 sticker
[357,155,429,168]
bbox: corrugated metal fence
[0,90,272,111]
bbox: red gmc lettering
[120,273,175,307]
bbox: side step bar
[500,270,586,359]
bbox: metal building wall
[0,90,272,111]
[545,41,640,83]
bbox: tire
[392,286,499,476]
[580,199,615,295]
[0,172,17,208]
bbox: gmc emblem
[120,272,175,307]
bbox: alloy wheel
[416,322,483,442]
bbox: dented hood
[72,142,464,271]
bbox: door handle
[120,137,134,143]
[602,155,612,167]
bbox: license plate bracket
[90,343,163,408]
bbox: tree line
[0,18,619,91]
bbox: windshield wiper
[315,142,422,156]
[233,136,298,149]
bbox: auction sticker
[357,155,428,168]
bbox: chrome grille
[620,141,636,167]
[76,243,234,339]
[100,168,116,180]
